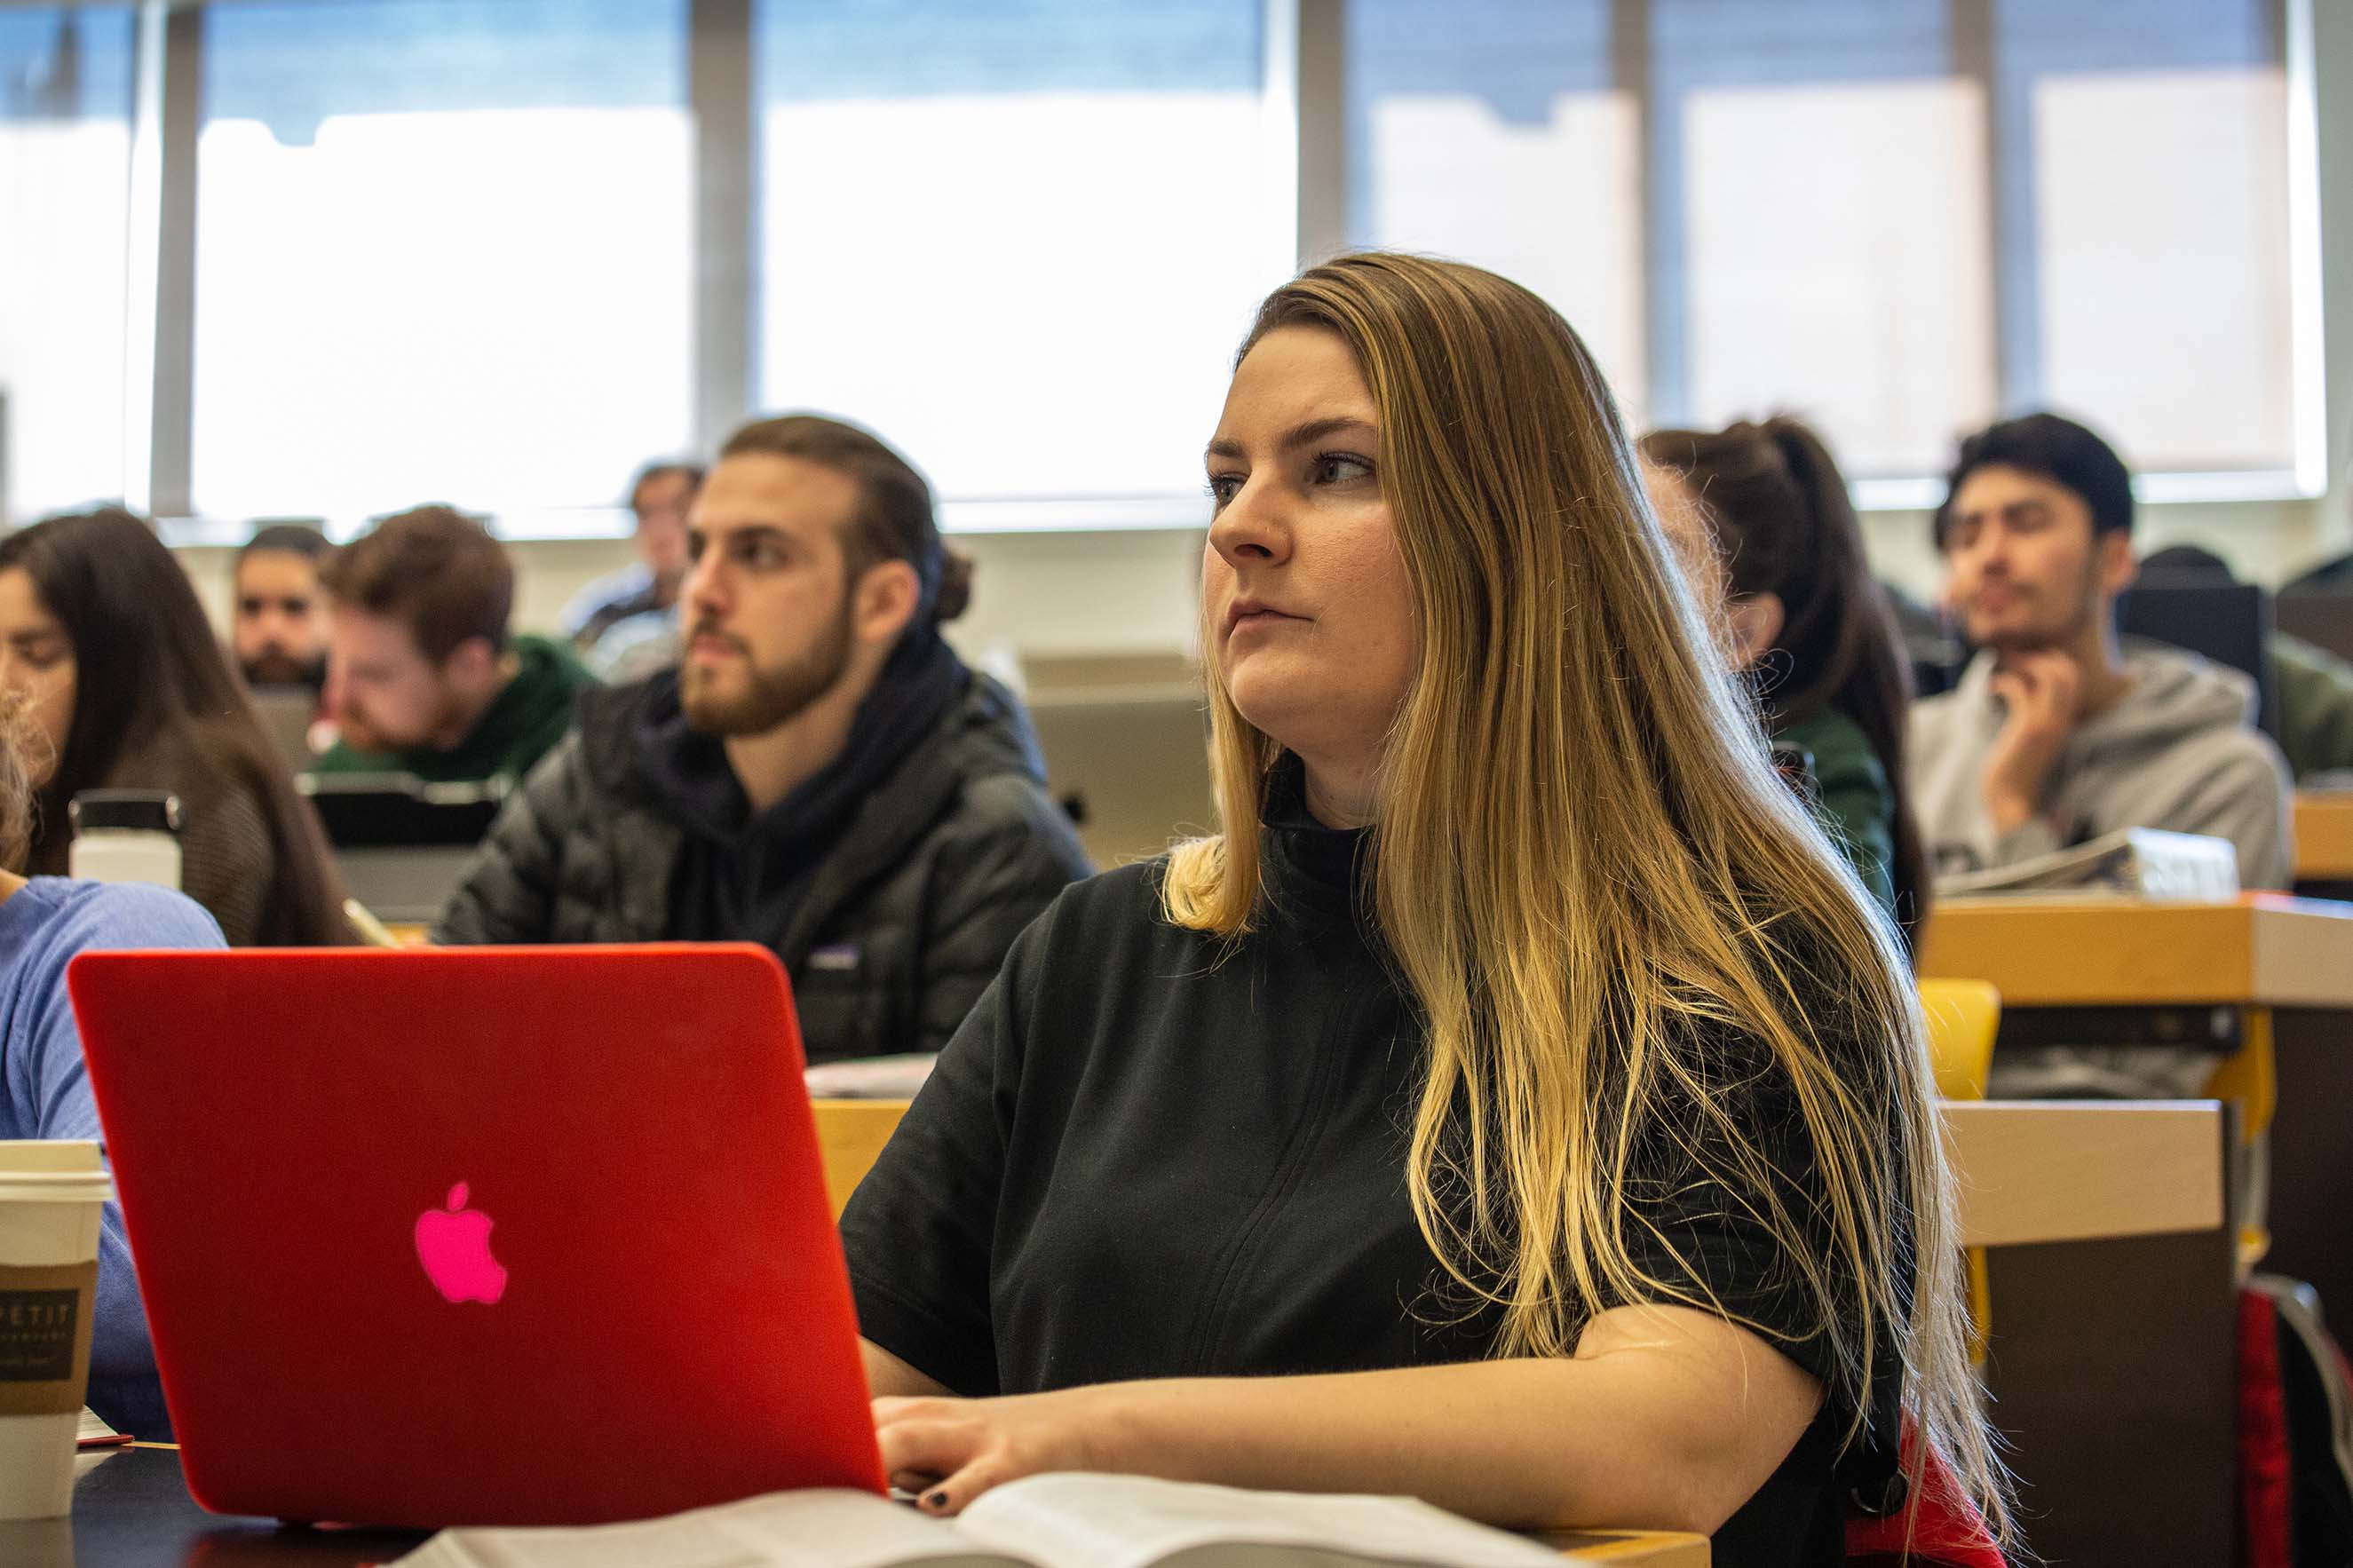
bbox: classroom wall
[179,492,2339,675]
[177,527,1213,661]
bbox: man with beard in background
[430,415,1090,1063]
[233,523,333,695]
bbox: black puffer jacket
[432,669,1093,1063]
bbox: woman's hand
[872,1386,1124,1516]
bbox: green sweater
[2277,633,2353,781]
[314,634,595,787]
[1775,705,1898,921]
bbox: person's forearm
[1983,782,2038,837]
[1082,1351,1792,1535]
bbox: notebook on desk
[66,944,883,1530]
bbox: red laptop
[67,944,886,1529]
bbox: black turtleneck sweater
[841,761,1905,1567]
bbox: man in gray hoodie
[1911,412,2292,890]
[1911,414,2293,1095]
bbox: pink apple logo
[414,1183,509,1304]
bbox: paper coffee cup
[0,1141,113,1521]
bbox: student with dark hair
[561,460,706,675]
[1639,417,1929,945]
[433,415,1091,1064]
[0,688,224,1438]
[313,505,594,785]
[1911,412,2292,892]
[233,521,334,693]
[0,508,353,947]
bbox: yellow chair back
[1919,978,2001,1102]
[1921,978,2001,1366]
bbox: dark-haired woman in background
[0,508,353,946]
[1639,419,1929,946]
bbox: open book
[392,1473,1586,1568]
[1936,827,2240,901]
[75,1408,128,1478]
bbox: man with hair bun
[434,414,1090,1064]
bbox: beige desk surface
[2298,792,2353,881]
[1943,1100,2226,1247]
[1918,894,2353,1009]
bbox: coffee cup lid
[0,1170,114,1203]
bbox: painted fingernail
[923,1490,949,1510]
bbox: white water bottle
[67,790,184,891]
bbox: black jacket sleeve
[912,773,1091,1055]
[431,733,586,945]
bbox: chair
[1920,978,2000,1101]
[2118,580,2282,743]
[811,1098,910,1219]
[1920,978,2001,1363]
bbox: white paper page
[393,1489,1022,1568]
[955,1474,1566,1568]
[75,1406,125,1478]
[715,1491,1023,1568]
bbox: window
[1349,0,2297,485]
[0,0,2324,528]
[757,0,1279,508]
[1662,0,1993,477]
[0,7,136,523]
[190,0,693,520]
[1347,0,1645,416]
[1999,0,2292,474]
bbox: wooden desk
[1925,895,2332,1567]
[16,1105,2223,1568]
[1541,1529,1709,1565]
[1942,1099,2236,1568]
[1919,895,2353,1323]
[1920,893,2353,1010]
[2296,790,2353,883]
[1942,1099,2226,1246]
[15,1447,1706,1565]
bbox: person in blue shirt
[559,460,703,677]
[0,707,224,1437]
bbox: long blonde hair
[1165,254,2004,1537]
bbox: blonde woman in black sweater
[842,257,2006,1565]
